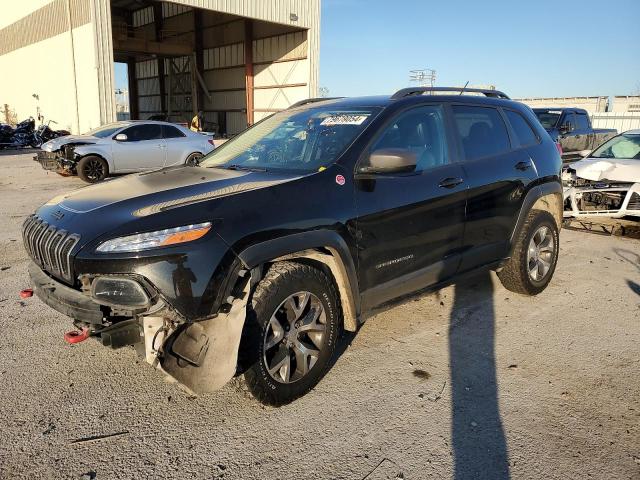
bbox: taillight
[208,139,214,146]
[555,142,563,156]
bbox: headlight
[96,222,211,253]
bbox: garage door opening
[114,62,131,120]
[110,0,312,137]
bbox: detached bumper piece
[29,262,104,324]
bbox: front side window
[365,105,448,172]
[505,110,539,148]
[452,105,511,161]
[591,134,640,159]
[122,124,162,142]
[200,105,380,172]
[575,113,590,130]
[562,113,576,129]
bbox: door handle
[438,177,464,189]
[515,161,532,171]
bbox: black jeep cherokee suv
[24,87,562,405]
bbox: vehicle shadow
[448,272,510,479]
[345,270,510,478]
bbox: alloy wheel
[85,158,105,181]
[263,291,327,384]
[527,225,555,282]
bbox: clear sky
[319,0,640,98]
[115,0,640,99]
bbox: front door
[112,123,166,172]
[354,105,467,310]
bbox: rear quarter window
[505,110,539,148]
[452,105,511,161]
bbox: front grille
[22,215,80,282]
[627,192,640,211]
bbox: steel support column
[244,19,254,126]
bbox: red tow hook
[20,289,33,298]
[64,328,90,344]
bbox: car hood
[570,157,640,183]
[41,135,101,151]
[43,165,301,216]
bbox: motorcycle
[0,117,67,149]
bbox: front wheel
[77,155,108,183]
[497,210,559,295]
[242,262,341,406]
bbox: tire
[185,152,203,166]
[242,261,341,406]
[497,210,559,296]
[77,155,108,183]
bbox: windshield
[200,106,380,172]
[591,133,640,159]
[534,111,561,129]
[85,123,128,138]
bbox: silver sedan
[36,121,215,183]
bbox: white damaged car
[563,130,640,218]
[35,121,215,183]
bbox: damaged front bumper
[33,148,77,174]
[28,261,250,395]
[563,182,640,218]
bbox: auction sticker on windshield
[321,114,370,126]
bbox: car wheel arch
[236,231,360,332]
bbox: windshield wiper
[225,164,267,172]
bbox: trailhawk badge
[335,174,346,186]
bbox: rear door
[112,123,166,172]
[452,104,538,272]
[354,104,467,309]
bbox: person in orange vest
[190,111,204,132]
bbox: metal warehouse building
[0,0,320,135]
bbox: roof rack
[391,87,510,100]
[288,97,344,109]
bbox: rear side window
[163,125,186,139]
[452,105,511,161]
[122,124,162,141]
[575,113,590,130]
[505,110,539,147]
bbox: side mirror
[114,133,128,141]
[559,122,573,134]
[358,148,417,175]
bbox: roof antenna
[459,81,469,95]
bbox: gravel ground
[0,152,639,480]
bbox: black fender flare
[508,181,563,256]
[236,230,361,326]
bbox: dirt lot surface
[1,152,639,480]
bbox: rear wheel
[242,262,341,405]
[497,210,559,295]
[185,152,203,166]
[77,155,108,183]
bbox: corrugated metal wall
[126,2,315,135]
[590,113,640,133]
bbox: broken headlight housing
[96,222,212,253]
[91,276,150,308]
